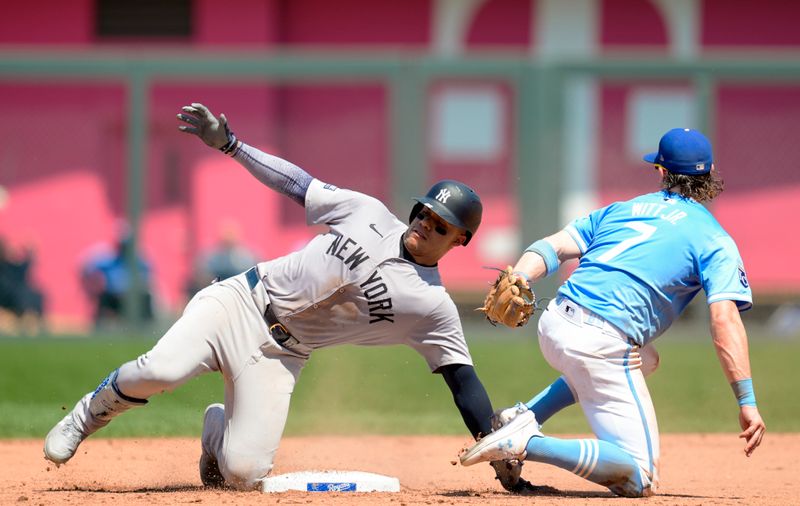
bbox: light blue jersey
[560,190,752,346]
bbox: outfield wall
[1,0,799,330]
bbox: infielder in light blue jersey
[460,128,766,497]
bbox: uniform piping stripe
[572,439,586,474]
[577,439,597,478]
[583,440,600,478]
[624,344,655,477]
[582,440,596,478]
[576,440,588,476]
[565,225,587,253]
[707,293,751,303]
[572,439,599,478]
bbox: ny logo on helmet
[435,188,452,203]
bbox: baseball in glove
[477,266,536,328]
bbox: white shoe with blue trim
[460,409,542,466]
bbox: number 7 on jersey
[597,222,657,263]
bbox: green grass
[1,322,796,439]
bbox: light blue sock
[525,376,576,424]
[526,436,645,497]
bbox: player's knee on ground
[219,451,275,491]
[606,465,655,498]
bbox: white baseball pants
[114,273,307,490]
[537,297,660,491]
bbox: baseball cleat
[460,409,542,466]
[199,450,225,488]
[44,413,88,466]
[199,404,226,488]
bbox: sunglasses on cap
[415,209,449,236]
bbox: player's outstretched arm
[512,230,581,283]
[439,364,537,493]
[439,364,492,439]
[177,102,234,150]
[709,300,766,456]
[177,102,312,206]
[477,231,579,330]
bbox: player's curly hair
[661,165,724,202]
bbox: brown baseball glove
[477,266,535,328]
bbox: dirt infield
[4,434,797,505]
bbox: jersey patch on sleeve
[738,265,749,288]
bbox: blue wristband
[512,271,530,283]
[731,378,757,407]
[526,239,559,276]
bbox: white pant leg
[116,275,294,398]
[115,288,227,398]
[114,274,308,490]
[214,349,305,490]
[537,303,660,489]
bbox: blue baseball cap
[643,128,713,175]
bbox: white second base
[261,470,400,493]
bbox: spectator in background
[187,221,256,297]
[0,237,45,335]
[80,223,154,329]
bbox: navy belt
[245,267,299,348]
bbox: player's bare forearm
[709,300,752,383]
[709,300,766,456]
[512,251,547,282]
[513,230,581,282]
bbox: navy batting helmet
[408,180,482,246]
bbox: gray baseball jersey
[99,179,473,489]
[255,178,473,371]
[47,108,487,491]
